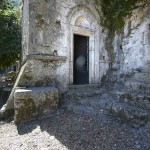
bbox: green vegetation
[97,0,147,30]
[0,0,21,67]
[96,0,148,64]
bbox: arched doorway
[68,7,100,85]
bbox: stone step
[69,84,101,90]
[143,62,150,72]
[114,90,150,110]
[78,94,116,109]
[66,104,106,118]
[125,80,150,93]
[62,93,149,128]
[106,100,149,128]
[62,93,107,116]
[64,88,104,100]
[134,72,150,82]
[62,92,111,110]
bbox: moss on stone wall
[15,98,37,123]
[96,0,148,80]
[97,0,147,30]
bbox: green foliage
[0,0,21,67]
[97,0,147,30]
[95,0,148,64]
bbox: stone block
[14,87,59,123]
[106,103,148,128]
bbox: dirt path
[0,110,150,150]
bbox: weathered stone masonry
[1,0,150,123]
[113,5,150,79]
[8,0,109,122]
[20,0,110,90]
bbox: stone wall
[113,4,150,81]
[20,0,109,92]
[21,1,150,89]
[17,1,150,90]
[2,0,150,122]
[18,56,67,92]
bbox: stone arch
[67,5,101,84]
[67,5,99,30]
[75,16,90,29]
[67,5,98,20]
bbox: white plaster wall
[22,0,109,89]
[56,0,109,84]
[120,6,150,72]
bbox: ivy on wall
[95,0,148,65]
[97,0,147,30]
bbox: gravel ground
[0,110,150,150]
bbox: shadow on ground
[16,110,150,150]
[0,88,10,109]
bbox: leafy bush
[0,0,21,67]
[97,0,147,30]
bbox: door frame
[70,26,95,84]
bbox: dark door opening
[73,34,89,85]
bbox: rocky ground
[0,81,150,150]
[0,109,150,150]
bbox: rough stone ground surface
[0,109,150,150]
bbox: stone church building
[1,0,150,123]
[21,0,150,90]
[21,0,106,90]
